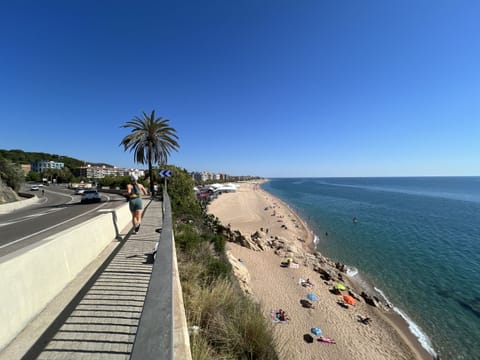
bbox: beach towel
[289,262,299,269]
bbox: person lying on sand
[302,278,314,288]
[271,309,290,323]
[357,314,372,325]
[300,299,316,309]
[277,309,290,321]
[318,335,336,344]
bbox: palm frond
[119,110,180,193]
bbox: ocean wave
[373,287,393,308]
[313,234,319,245]
[346,266,358,277]
[393,306,437,357]
[374,287,436,357]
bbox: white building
[75,165,136,179]
[31,160,64,173]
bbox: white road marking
[2,208,64,225]
[0,202,108,250]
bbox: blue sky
[1,1,479,177]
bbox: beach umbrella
[343,295,356,305]
[335,284,346,291]
[307,293,319,301]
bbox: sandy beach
[208,181,432,360]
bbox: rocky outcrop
[335,262,348,273]
[0,182,20,204]
[223,225,393,313]
[361,292,380,307]
[223,226,352,280]
[226,251,252,295]
[314,266,336,281]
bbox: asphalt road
[0,186,127,257]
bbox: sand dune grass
[176,223,280,360]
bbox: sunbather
[271,309,289,323]
[357,314,371,325]
[301,278,314,288]
[318,335,336,344]
[300,299,316,309]
[278,309,289,321]
[304,300,315,309]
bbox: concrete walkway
[8,198,163,360]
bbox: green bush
[175,224,204,253]
[209,234,226,253]
[206,257,231,280]
[0,157,24,191]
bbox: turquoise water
[262,177,480,360]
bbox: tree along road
[0,186,127,257]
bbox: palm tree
[120,110,179,195]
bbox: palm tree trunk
[147,144,154,196]
[148,160,154,196]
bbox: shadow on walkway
[22,200,162,360]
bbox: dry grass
[176,224,279,360]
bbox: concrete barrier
[0,203,131,351]
[0,195,40,214]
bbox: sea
[262,177,480,360]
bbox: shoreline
[208,180,434,360]
[259,180,434,360]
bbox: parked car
[30,185,40,191]
[81,190,101,203]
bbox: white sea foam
[374,287,436,357]
[346,266,358,277]
[313,234,319,245]
[373,287,393,308]
[393,307,437,356]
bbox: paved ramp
[21,199,163,360]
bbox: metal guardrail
[130,189,173,360]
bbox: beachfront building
[74,165,134,179]
[191,171,210,182]
[31,160,64,173]
[191,171,230,183]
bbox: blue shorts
[129,197,143,212]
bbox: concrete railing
[130,190,192,360]
[0,203,131,351]
[0,194,40,214]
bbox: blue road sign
[158,169,173,177]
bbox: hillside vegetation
[167,166,279,360]
[0,149,112,172]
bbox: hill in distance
[0,149,113,170]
